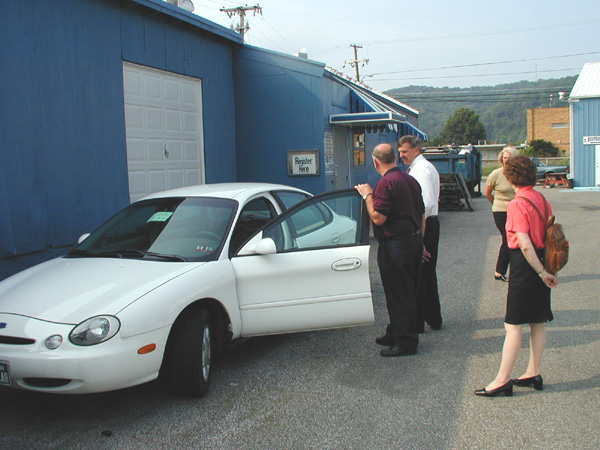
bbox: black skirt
[505,248,553,325]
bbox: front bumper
[0,314,169,394]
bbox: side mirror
[77,233,91,244]
[237,237,277,256]
[254,238,277,255]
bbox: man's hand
[354,183,373,198]
[422,246,431,263]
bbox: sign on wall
[583,136,600,145]
[288,150,319,176]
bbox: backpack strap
[515,195,548,244]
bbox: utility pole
[344,44,369,82]
[220,5,262,42]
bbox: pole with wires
[220,5,263,41]
[345,44,369,82]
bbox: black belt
[379,230,421,241]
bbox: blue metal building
[570,62,600,188]
[0,0,426,259]
[1,0,242,258]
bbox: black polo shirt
[373,167,425,240]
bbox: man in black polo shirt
[355,143,425,357]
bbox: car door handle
[331,258,362,271]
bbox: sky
[187,0,600,92]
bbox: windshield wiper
[67,248,187,261]
[68,249,93,257]
[121,249,188,262]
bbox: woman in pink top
[475,155,558,397]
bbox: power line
[246,20,290,53]
[388,86,576,105]
[257,16,298,54]
[371,67,581,82]
[368,52,600,77]
[395,86,575,97]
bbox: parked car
[533,158,570,181]
[0,183,374,396]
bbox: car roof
[140,183,311,203]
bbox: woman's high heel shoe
[512,374,543,391]
[474,380,513,397]
[494,274,508,282]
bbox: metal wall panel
[0,0,237,258]
[233,47,326,194]
[0,0,127,257]
[571,98,600,187]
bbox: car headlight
[69,316,121,346]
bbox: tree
[434,107,487,146]
[521,139,559,157]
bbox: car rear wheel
[168,307,211,397]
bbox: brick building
[526,107,570,155]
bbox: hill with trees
[385,76,577,145]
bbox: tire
[168,307,212,397]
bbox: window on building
[353,133,365,166]
[552,123,568,129]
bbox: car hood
[0,257,203,324]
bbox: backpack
[516,196,569,274]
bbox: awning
[400,122,428,140]
[329,110,428,140]
[329,111,407,127]
[327,73,428,141]
[329,111,428,139]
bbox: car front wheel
[168,307,211,397]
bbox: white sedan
[0,183,374,396]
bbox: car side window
[289,202,332,237]
[262,190,366,252]
[272,191,310,210]
[230,197,276,255]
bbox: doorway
[596,145,600,187]
[332,127,351,190]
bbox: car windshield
[68,197,237,262]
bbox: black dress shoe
[474,380,513,397]
[494,274,509,282]
[427,322,442,330]
[512,374,543,390]
[380,346,417,357]
[375,335,394,346]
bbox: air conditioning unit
[166,0,194,12]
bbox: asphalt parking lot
[1,186,599,450]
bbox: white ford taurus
[0,183,374,396]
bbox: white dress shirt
[408,154,440,218]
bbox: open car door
[231,189,374,336]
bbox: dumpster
[422,145,482,196]
[422,145,482,211]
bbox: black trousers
[492,211,510,276]
[417,216,442,330]
[377,232,423,351]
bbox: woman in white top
[485,146,519,281]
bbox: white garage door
[123,63,204,202]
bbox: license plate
[0,361,11,386]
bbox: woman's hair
[503,154,537,187]
[498,146,520,165]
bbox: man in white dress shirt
[398,135,442,331]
